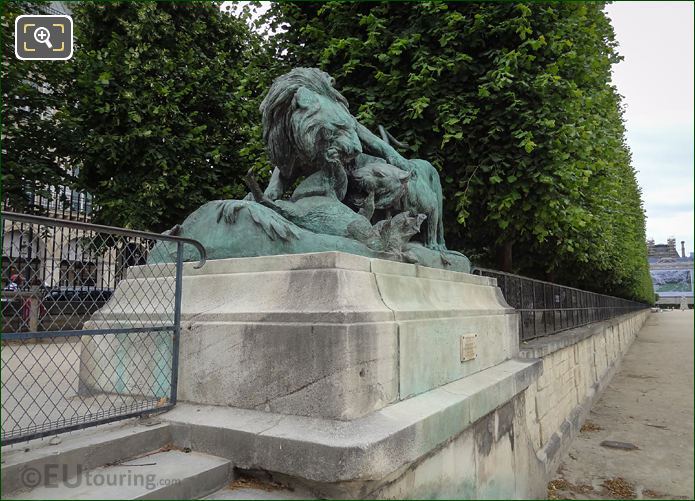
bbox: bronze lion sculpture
[151,67,470,273]
[259,67,446,250]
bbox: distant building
[647,237,681,259]
[648,237,694,308]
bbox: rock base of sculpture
[148,201,471,273]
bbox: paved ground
[549,310,694,500]
[1,338,158,443]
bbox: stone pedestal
[80,252,545,498]
[83,252,516,418]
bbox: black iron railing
[3,185,94,223]
[1,212,206,445]
[473,268,648,342]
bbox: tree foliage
[2,1,652,302]
[58,1,272,231]
[265,2,653,302]
[2,1,73,210]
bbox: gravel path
[549,310,694,500]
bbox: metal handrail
[1,211,207,268]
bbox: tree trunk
[496,240,513,272]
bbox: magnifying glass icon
[33,27,52,49]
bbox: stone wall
[371,394,544,499]
[157,270,649,498]
[369,309,650,498]
[520,310,650,475]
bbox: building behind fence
[2,181,104,288]
[647,237,694,309]
[1,212,153,334]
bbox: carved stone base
[81,252,516,420]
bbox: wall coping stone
[163,357,541,483]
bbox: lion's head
[260,68,362,181]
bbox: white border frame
[15,14,73,61]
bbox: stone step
[5,449,233,500]
[1,419,172,495]
[205,486,312,500]
[204,480,314,500]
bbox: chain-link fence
[473,268,649,342]
[1,211,205,445]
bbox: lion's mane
[260,68,350,179]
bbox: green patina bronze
[150,68,470,272]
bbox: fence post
[170,241,184,405]
[28,295,39,331]
[518,276,524,340]
[531,280,537,339]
